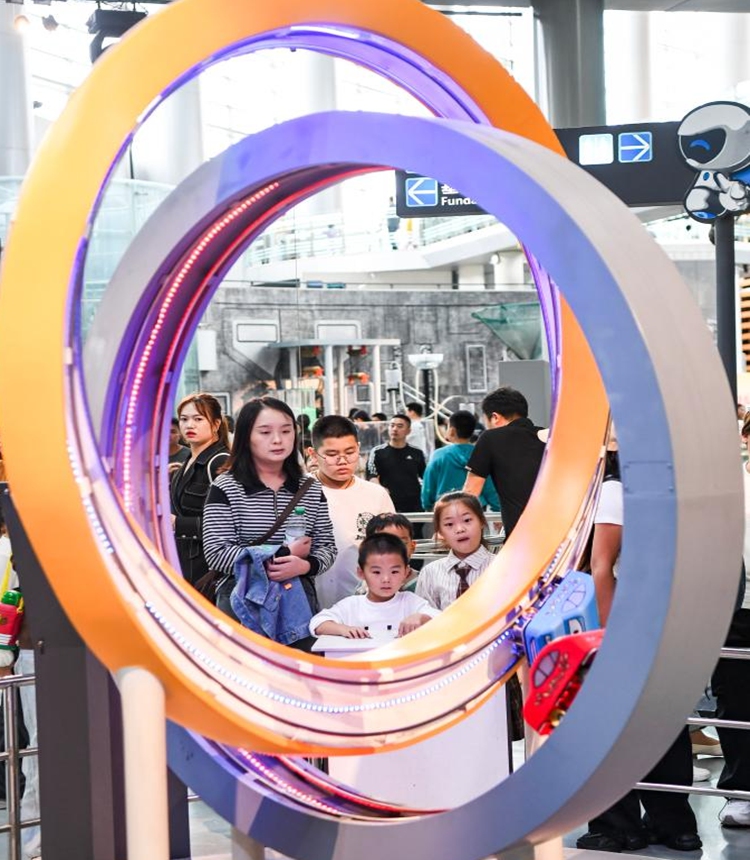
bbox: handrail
[0,673,38,860]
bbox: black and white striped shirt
[202,472,337,583]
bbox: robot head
[678,101,750,172]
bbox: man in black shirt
[463,387,545,537]
[366,413,426,513]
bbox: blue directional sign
[405,176,439,207]
[618,131,653,163]
[556,122,693,206]
[396,171,486,217]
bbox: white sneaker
[719,799,750,827]
[692,765,710,782]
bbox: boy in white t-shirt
[309,533,439,639]
[309,415,395,609]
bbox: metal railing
[631,646,750,802]
[0,673,38,860]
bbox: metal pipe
[4,683,20,860]
[688,716,750,730]
[715,214,738,402]
[717,646,750,660]
[637,782,750,800]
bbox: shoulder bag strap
[206,451,230,483]
[251,477,314,546]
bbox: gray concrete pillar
[0,5,33,176]
[533,0,606,127]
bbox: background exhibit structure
[0,1,742,859]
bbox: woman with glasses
[202,396,336,650]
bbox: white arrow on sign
[405,176,439,207]
[619,133,652,162]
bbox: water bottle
[284,506,306,545]
[0,590,23,650]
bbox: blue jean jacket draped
[229,546,312,646]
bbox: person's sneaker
[692,764,711,782]
[719,799,750,827]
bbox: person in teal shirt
[421,411,500,512]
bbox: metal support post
[715,214,738,403]
[1,484,127,860]
[3,683,21,860]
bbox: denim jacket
[229,546,312,646]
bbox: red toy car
[523,629,604,735]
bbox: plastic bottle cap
[293,506,305,515]
[1,591,21,607]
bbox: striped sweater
[202,472,337,610]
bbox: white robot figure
[678,101,750,221]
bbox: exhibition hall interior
[0,1,750,859]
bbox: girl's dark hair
[176,393,230,448]
[432,491,488,542]
[225,396,302,486]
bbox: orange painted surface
[0,0,606,750]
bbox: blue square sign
[618,132,653,163]
[405,176,439,207]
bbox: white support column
[292,52,341,218]
[0,5,33,176]
[494,839,564,860]
[288,348,299,386]
[371,344,382,413]
[336,346,346,415]
[722,13,750,100]
[130,78,205,185]
[323,344,335,416]
[607,12,652,124]
[117,667,169,860]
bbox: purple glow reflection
[526,249,561,409]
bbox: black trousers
[711,607,750,791]
[588,726,696,836]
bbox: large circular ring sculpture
[0,0,743,856]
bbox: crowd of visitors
[163,384,750,851]
[0,381,747,859]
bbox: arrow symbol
[619,132,652,162]
[405,177,439,207]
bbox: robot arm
[684,171,743,220]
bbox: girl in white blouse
[416,492,493,610]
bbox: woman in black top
[170,393,230,587]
